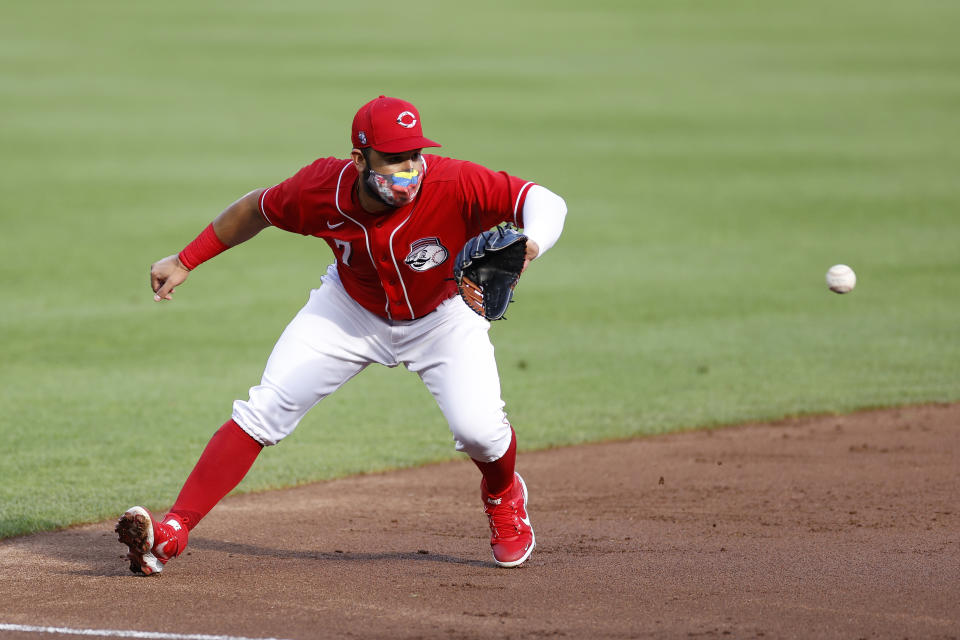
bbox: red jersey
[259,155,535,320]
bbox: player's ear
[351,148,366,172]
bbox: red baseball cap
[351,95,441,153]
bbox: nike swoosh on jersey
[327,220,345,229]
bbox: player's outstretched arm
[210,188,270,247]
[151,189,269,302]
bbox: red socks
[167,419,263,531]
[474,426,518,495]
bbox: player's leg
[118,272,393,574]
[401,297,534,567]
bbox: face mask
[364,166,423,207]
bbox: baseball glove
[453,225,528,321]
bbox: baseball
[826,264,856,294]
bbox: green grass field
[2,0,959,538]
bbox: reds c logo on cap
[396,111,417,129]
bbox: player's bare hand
[522,239,540,274]
[150,254,190,302]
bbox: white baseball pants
[232,264,512,462]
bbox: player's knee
[231,385,308,446]
[452,419,511,462]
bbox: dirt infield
[1,404,958,639]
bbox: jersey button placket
[372,219,401,316]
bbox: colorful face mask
[365,167,422,207]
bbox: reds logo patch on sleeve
[404,237,449,272]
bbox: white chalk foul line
[0,623,294,640]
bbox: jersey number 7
[334,239,352,266]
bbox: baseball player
[116,95,567,574]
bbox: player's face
[361,149,425,207]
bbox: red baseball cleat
[481,473,535,567]
[115,506,187,576]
